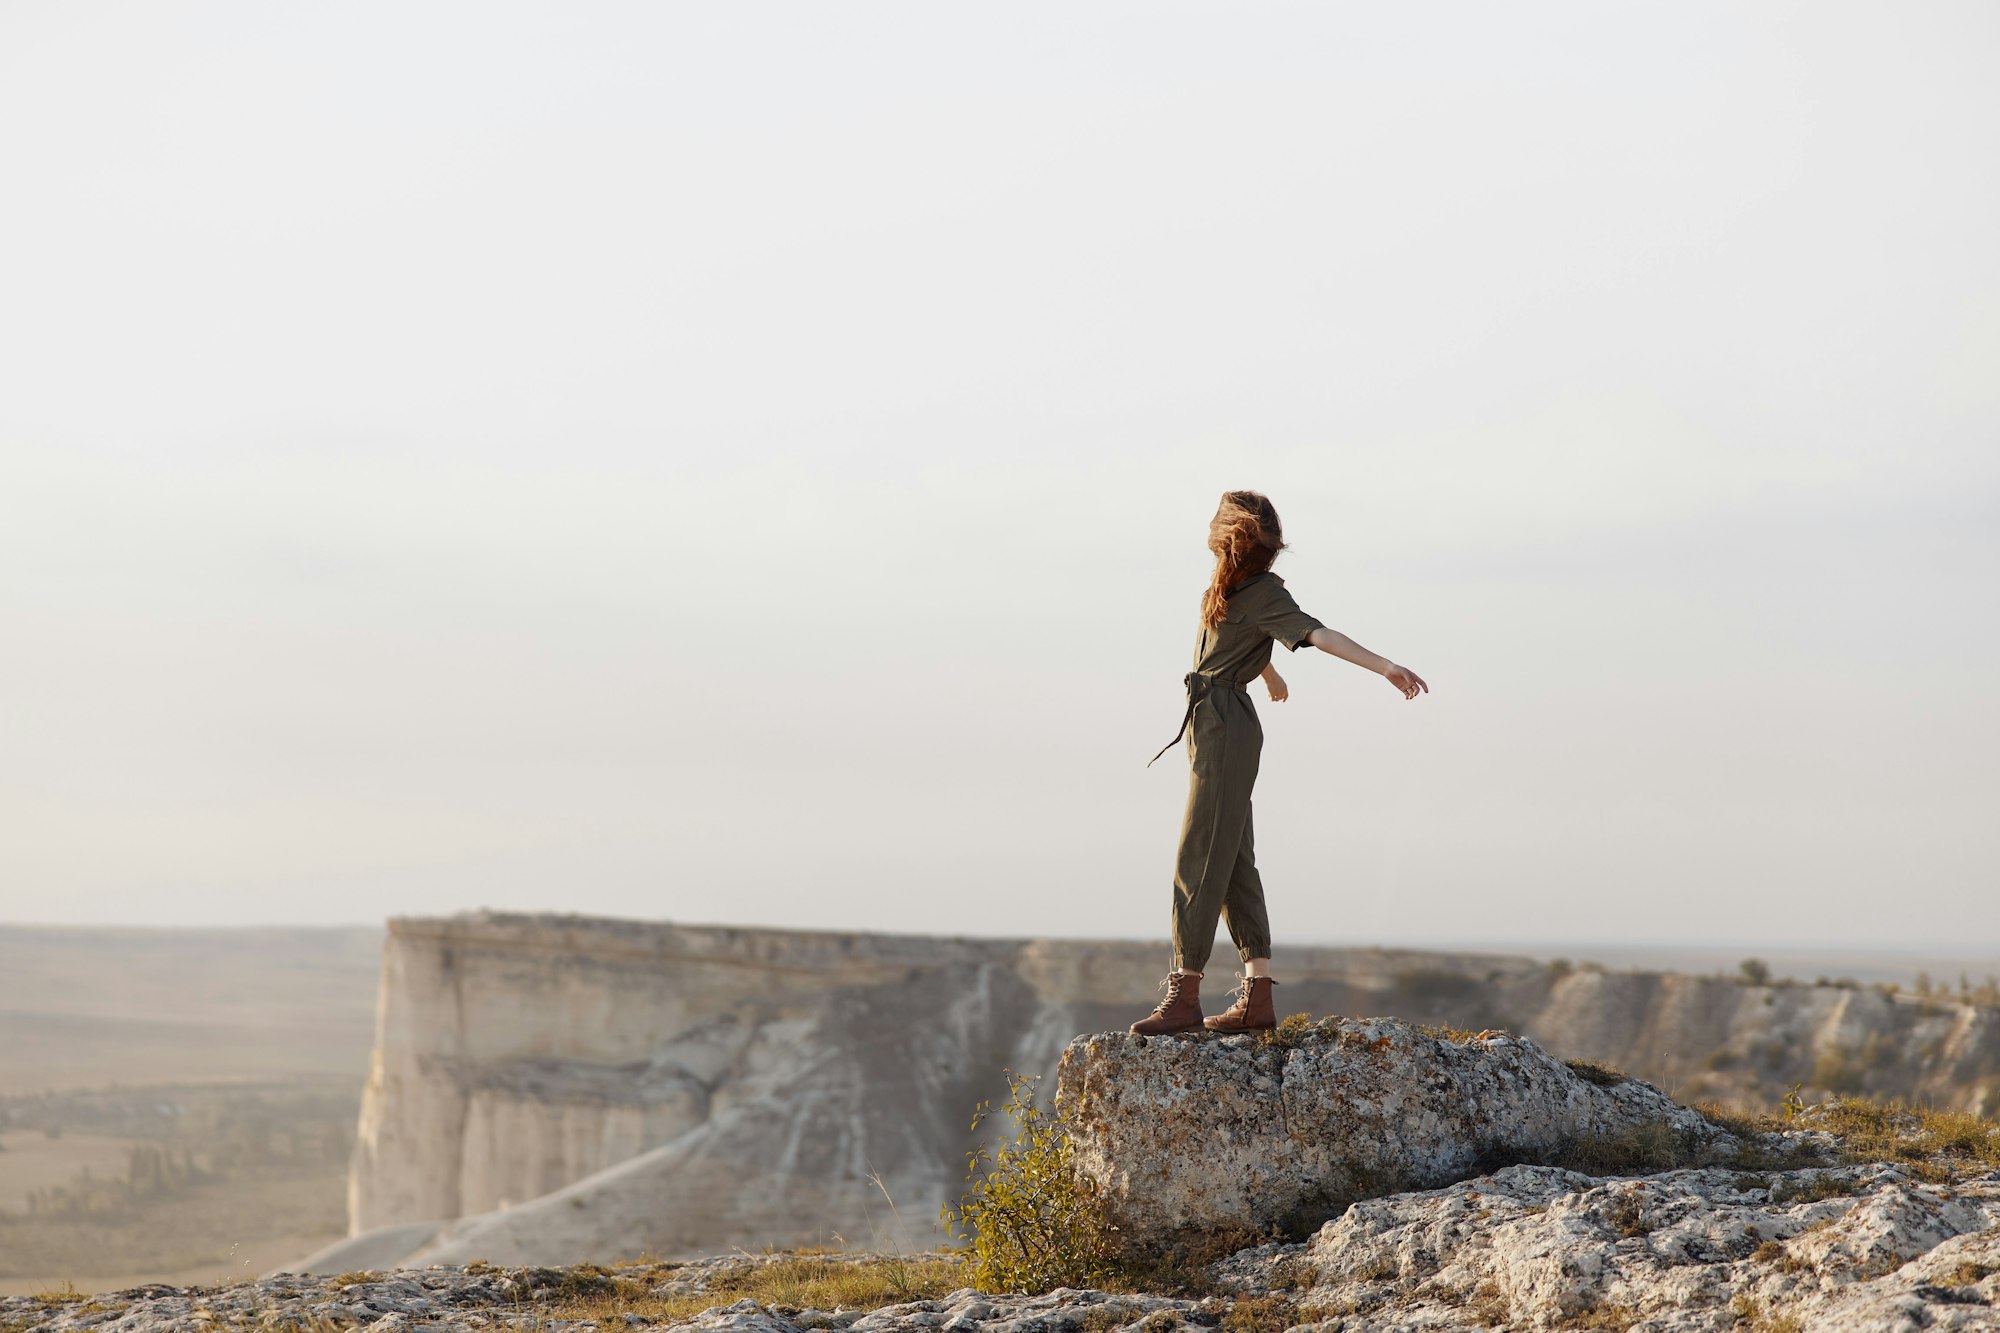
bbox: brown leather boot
[1203,976,1278,1032]
[1129,971,1204,1035]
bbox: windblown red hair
[1201,490,1286,629]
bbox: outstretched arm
[1304,626,1429,700]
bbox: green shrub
[940,1070,1116,1294]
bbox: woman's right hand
[1383,665,1429,700]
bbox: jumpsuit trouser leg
[1170,688,1274,974]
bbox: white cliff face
[348,915,1049,1235]
[1526,968,2000,1116]
[394,952,1061,1265]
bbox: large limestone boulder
[1055,1017,1734,1254]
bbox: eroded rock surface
[1217,1161,2000,1330]
[1057,1018,1734,1254]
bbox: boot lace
[1148,972,1188,1015]
[1221,976,1271,1013]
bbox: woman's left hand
[1383,664,1428,700]
[1264,670,1289,703]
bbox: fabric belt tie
[1147,672,1248,767]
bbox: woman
[1132,490,1429,1036]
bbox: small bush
[940,1070,1116,1295]
[1738,958,1772,986]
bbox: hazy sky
[2,2,1994,949]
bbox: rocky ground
[7,1149,1998,1332]
[12,1023,2000,1333]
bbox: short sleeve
[1254,580,1324,652]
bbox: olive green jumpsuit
[1149,572,1325,975]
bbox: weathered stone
[1055,1018,1733,1254]
[1248,1161,2000,1332]
[7,1186,2000,1333]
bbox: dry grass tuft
[1255,1013,1327,1051]
[1698,1092,2000,1180]
[1556,1297,1641,1331]
[1546,1119,1703,1175]
[1809,1098,2000,1172]
[1564,1059,1631,1088]
[1265,1255,1316,1292]
[1416,1023,1489,1044]
[1769,1173,1860,1206]
[1731,1293,1805,1333]
[1465,1279,1511,1327]
[1750,1238,1813,1275]
[1603,1192,1653,1238]
[1218,1294,1299,1333]
[539,1254,960,1325]
[1105,1225,1279,1298]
